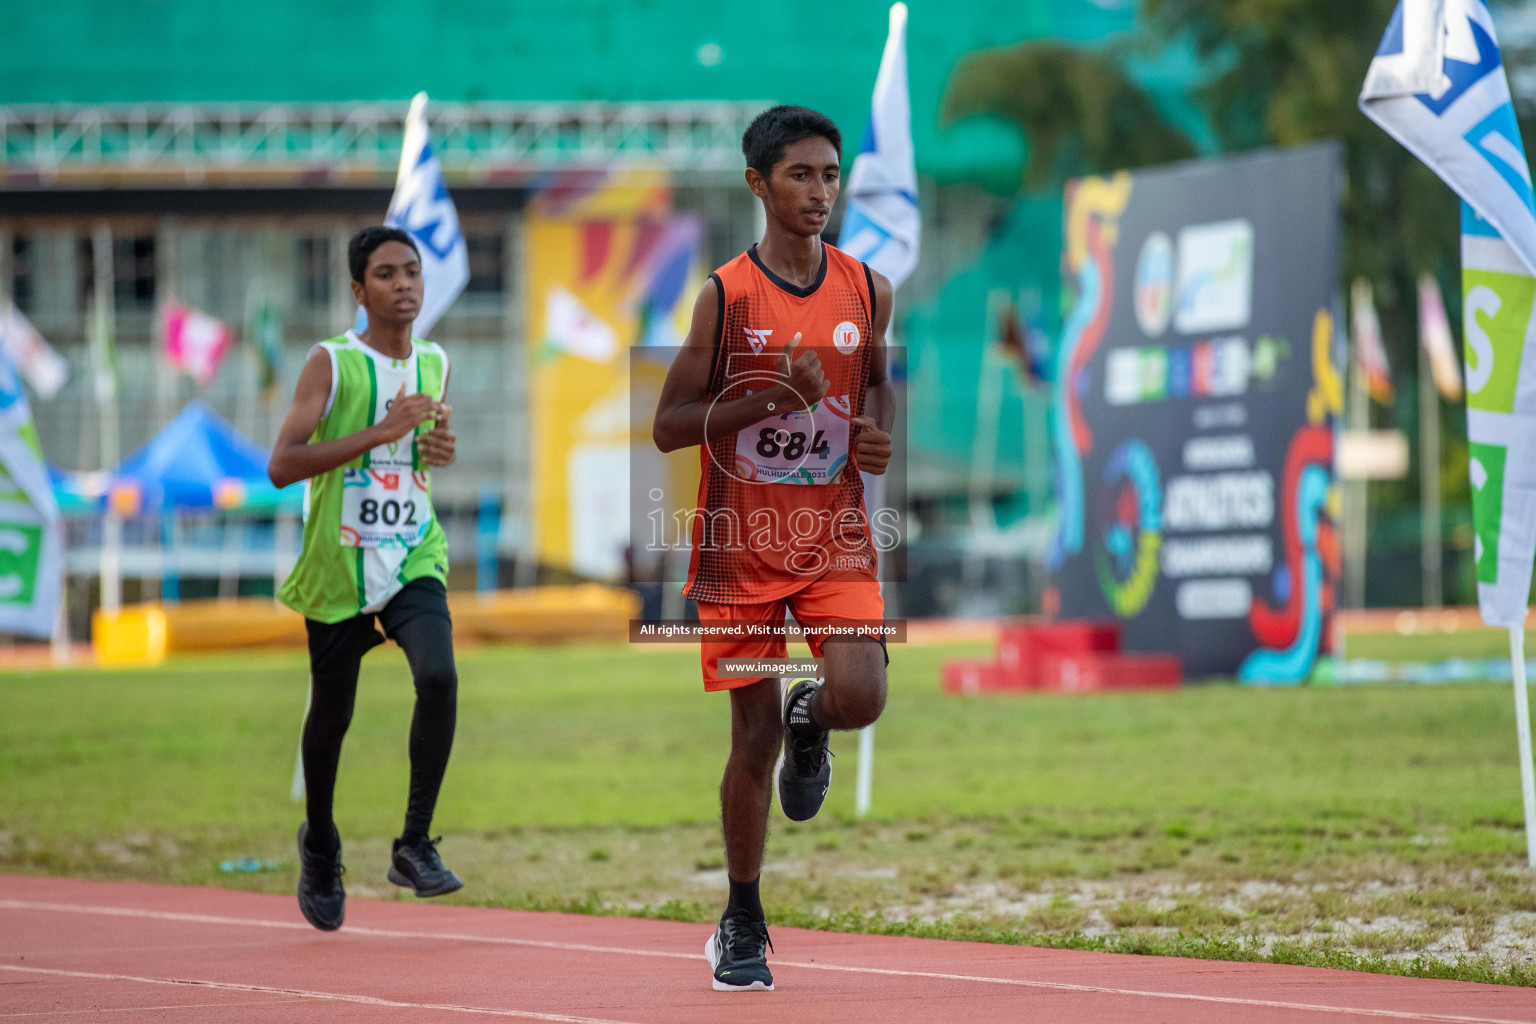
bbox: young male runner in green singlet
[268,226,464,931]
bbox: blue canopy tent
[55,402,301,606]
[52,402,299,515]
[110,402,298,514]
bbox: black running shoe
[776,679,832,822]
[705,910,774,991]
[388,835,464,897]
[296,822,345,931]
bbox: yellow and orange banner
[527,170,703,578]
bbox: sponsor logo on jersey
[745,328,773,354]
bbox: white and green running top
[278,331,449,623]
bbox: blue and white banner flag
[1361,0,1536,627]
[0,347,61,638]
[359,92,470,338]
[839,2,920,290]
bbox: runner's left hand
[418,404,456,468]
[850,416,890,475]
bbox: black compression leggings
[301,577,457,846]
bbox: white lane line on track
[2,898,1533,1024]
[0,965,641,1024]
[0,998,313,1018]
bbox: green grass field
[4,638,1536,985]
[1341,626,1517,662]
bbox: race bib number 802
[340,464,432,547]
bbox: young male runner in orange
[653,105,895,992]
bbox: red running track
[2,874,1534,1023]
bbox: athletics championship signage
[1048,144,1344,681]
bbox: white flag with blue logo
[1362,0,1536,629]
[359,92,470,338]
[839,2,919,290]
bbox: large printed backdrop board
[527,171,704,581]
[1050,144,1344,681]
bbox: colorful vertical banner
[527,172,703,578]
[838,1,919,289]
[1461,203,1536,612]
[0,346,62,637]
[1351,278,1395,405]
[1361,0,1536,630]
[161,300,234,385]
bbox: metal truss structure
[0,101,771,184]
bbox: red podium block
[997,621,1122,688]
[1106,654,1182,690]
[996,634,1038,689]
[1032,621,1121,653]
[941,659,1007,695]
[1036,652,1182,693]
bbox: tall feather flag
[1350,277,1395,404]
[0,344,62,637]
[837,1,919,821]
[838,2,919,290]
[1418,273,1463,400]
[358,93,470,337]
[1362,0,1536,865]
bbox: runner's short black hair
[742,105,842,177]
[348,226,420,283]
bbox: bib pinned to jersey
[340,466,433,547]
[731,392,853,485]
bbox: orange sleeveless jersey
[684,242,879,605]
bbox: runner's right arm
[267,347,442,489]
[653,280,827,453]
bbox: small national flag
[998,303,1026,364]
[250,300,285,401]
[997,301,1051,387]
[161,299,234,385]
[838,2,920,290]
[1417,273,1463,401]
[0,303,67,400]
[1351,277,1395,405]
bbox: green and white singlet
[278,331,450,623]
